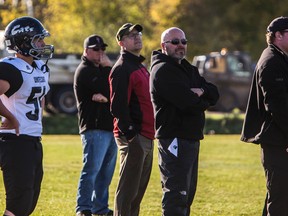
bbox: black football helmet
[4,16,54,60]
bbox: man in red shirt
[109,23,155,216]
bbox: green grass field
[0,135,266,216]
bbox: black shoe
[76,210,92,216]
[107,210,113,216]
[92,210,113,216]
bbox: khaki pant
[114,134,153,216]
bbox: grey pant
[114,134,153,216]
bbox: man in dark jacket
[150,27,219,216]
[241,17,288,216]
[109,23,155,216]
[74,35,117,216]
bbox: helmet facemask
[28,32,54,60]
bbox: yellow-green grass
[0,135,265,215]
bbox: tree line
[0,0,287,62]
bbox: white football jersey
[0,57,50,136]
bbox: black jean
[158,138,200,216]
[261,144,288,216]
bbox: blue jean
[76,129,117,214]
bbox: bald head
[161,27,185,43]
[160,27,187,63]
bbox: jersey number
[26,86,46,121]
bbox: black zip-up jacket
[109,51,154,140]
[73,56,113,134]
[150,50,219,140]
[241,44,288,147]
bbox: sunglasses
[164,39,188,45]
[91,46,106,51]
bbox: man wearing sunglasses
[74,35,117,216]
[150,27,219,216]
[109,23,155,216]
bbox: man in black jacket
[241,17,288,216]
[150,27,219,216]
[74,35,117,216]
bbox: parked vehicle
[1,30,117,115]
[192,49,254,112]
[1,28,253,114]
[1,31,80,115]
[46,53,118,115]
[44,53,82,114]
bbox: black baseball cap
[267,16,288,33]
[84,34,108,48]
[116,23,143,41]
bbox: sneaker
[76,210,92,216]
[92,210,113,216]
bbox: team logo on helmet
[11,25,35,36]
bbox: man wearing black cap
[241,16,288,216]
[74,34,117,216]
[109,23,155,216]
